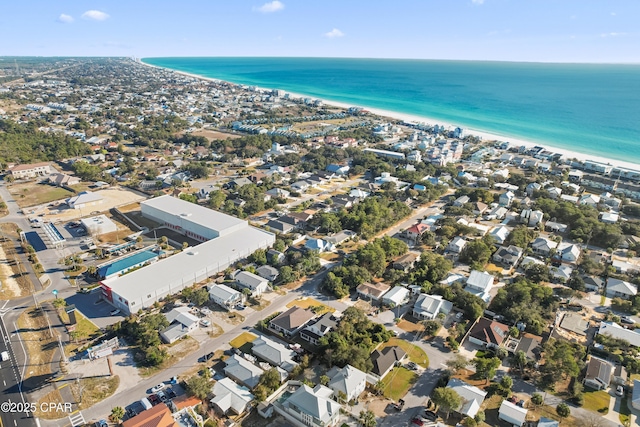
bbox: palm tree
[359,410,376,427]
[110,406,125,423]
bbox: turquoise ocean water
[142,57,640,165]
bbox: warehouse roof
[102,225,274,307]
[142,195,245,234]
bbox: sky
[0,0,638,62]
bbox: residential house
[545,221,568,234]
[265,188,291,199]
[265,219,295,234]
[252,336,298,371]
[537,418,560,427]
[327,364,368,403]
[606,278,638,299]
[291,180,310,192]
[465,270,494,302]
[305,238,335,253]
[381,286,411,307]
[235,271,270,296]
[633,380,640,410]
[531,237,558,257]
[612,259,640,275]
[613,365,628,387]
[492,245,524,267]
[584,276,604,292]
[256,265,279,282]
[489,226,510,245]
[209,284,243,310]
[224,354,265,390]
[393,253,419,272]
[269,307,316,337]
[210,377,254,415]
[513,333,543,360]
[121,403,176,427]
[48,173,80,187]
[267,249,286,265]
[370,346,406,378]
[356,282,391,302]
[557,243,581,263]
[445,378,487,418]
[579,194,601,207]
[159,307,199,344]
[525,182,542,196]
[300,312,339,346]
[468,317,509,349]
[326,164,350,175]
[447,236,467,254]
[404,223,430,242]
[583,356,614,390]
[276,383,341,427]
[499,191,515,207]
[498,400,528,427]
[325,230,357,246]
[550,265,573,282]
[598,322,640,348]
[453,195,470,207]
[486,206,508,220]
[412,294,453,320]
[66,191,104,210]
[601,212,620,224]
[520,209,544,227]
[473,202,489,216]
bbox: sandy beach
[140,59,640,172]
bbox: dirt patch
[34,389,68,419]
[8,181,74,208]
[18,307,57,380]
[397,318,425,334]
[0,244,21,298]
[0,223,33,299]
[190,129,242,141]
[139,337,200,377]
[71,375,120,410]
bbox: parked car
[235,304,245,311]
[157,391,167,402]
[423,410,437,421]
[392,399,405,411]
[200,319,211,327]
[411,418,424,426]
[166,388,177,399]
[406,362,418,370]
[110,309,121,316]
[621,316,635,325]
[199,352,215,362]
[616,385,625,396]
[94,420,108,427]
[151,383,165,393]
[148,394,160,406]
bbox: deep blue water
[143,57,640,165]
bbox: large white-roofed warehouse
[100,195,275,314]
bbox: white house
[465,270,494,301]
[66,191,104,210]
[159,307,199,344]
[235,271,269,296]
[520,209,543,227]
[209,284,243,309]
[327,364,368,403]
[531,237,558,256]
[446,378,487,418]
[412,294,453,320]
[606,278,638,299]
[489,226,510,245]
[557,243,581,263]
[499,191,515,207]
[210,377,254,415]
[498,400,528,427]
[276,383,341,427]
[598,322,640,348]
[447,236,467,254]
[252,336,298,372]
[381,286,410,307]
[9,162,54,178]
[305,238,335,253]
[579,194,601,207]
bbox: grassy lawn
[72,376,120,410]
[58,309,101,354]
[380,367,418,401]
[582,388,610,414]
[34,389,67,419]
[619,395,631,425]
[381,337,429,368]
[8,182,74,208]
[230,332,258,354]
[286,297,336,315]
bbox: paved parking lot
[65,290,124,329]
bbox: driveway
[65,290,125,329]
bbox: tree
[423,320,441,336]
[531,393,544,407]
[459,239,493,269]
[445,354,469,374]
[185,375,211,400]
[500,375,513,392]
[461,417,477,427]
[513,350,527,375]
[447,336,460,351]
[279,265,297,284]
[249,248,268,266]
[208,190,227,209]
[473,357,501,383]
[110,406,125,423]
[320,375,330,386]
[359,409,377,427]
[431,387,462,419]
[556,403,571,418]
[524,264,550,283]
[508,326,520,338]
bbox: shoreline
[140,59,640,172]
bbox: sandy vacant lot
[37,187,146,222]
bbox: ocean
[142,57,640,165]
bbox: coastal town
[2,57,640,427]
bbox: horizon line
[1,55,639,66]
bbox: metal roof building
[100,196,274,314]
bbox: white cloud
[57,14,74,23]
[600,32,625,38]
[324,28,344,38]
[253,1,284,13]
[611,12,617,16]
[471,0,485,4]
[81,10,110,21]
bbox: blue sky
[0,0,638,62]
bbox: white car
[616,385,625,396]
[200,319,211,327]
[151,383,165,393]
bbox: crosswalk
[68,411,85,427]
